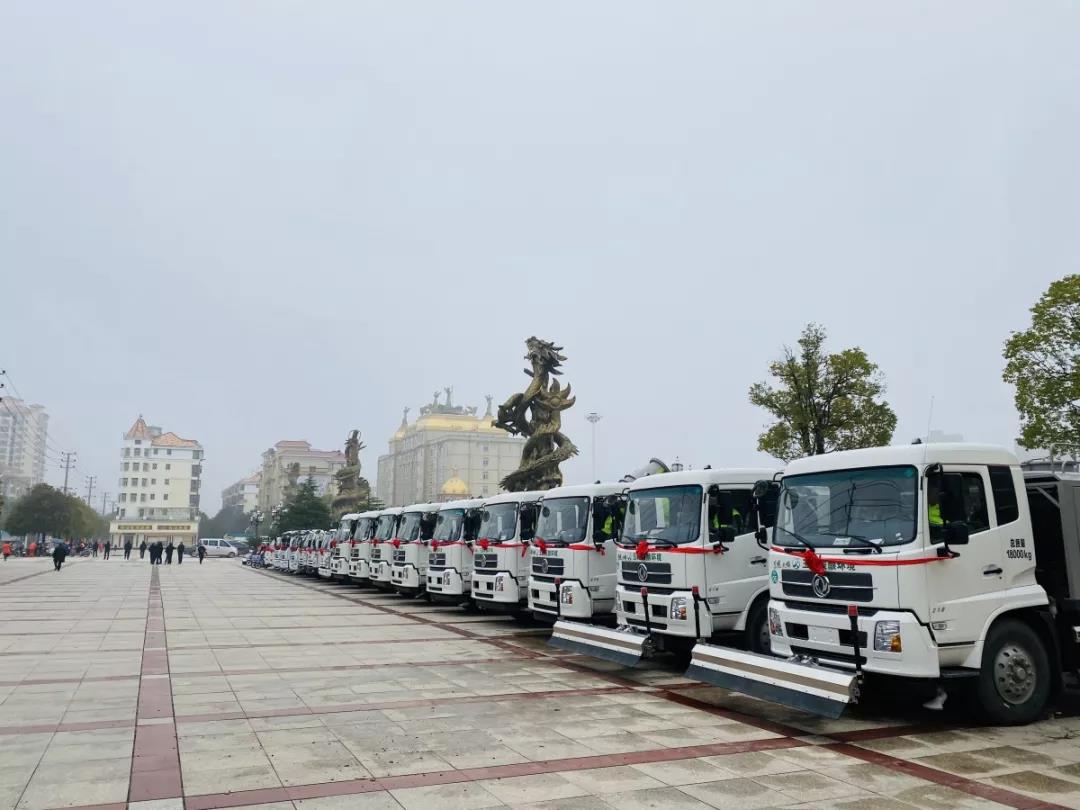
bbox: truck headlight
[614,592,623,613]
[670,597,688,621]
[769,607,783,636]
[874,620,902,652]
[495,574,506,592]
[559,585,573,604]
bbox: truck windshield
[535,497,589,544]
[374,515,397,541]
[775,465,918,549]
[433,509,465,541]
[621,485,702,545]
[397,512,424,541]
[478,503,518,542]
[354,518,375,541]
[336,521,353,543]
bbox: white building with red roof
[108,416,204,549]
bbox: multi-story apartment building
[257,441,346,511]
[0,398,48,500]
[377,392,524,506]
[109,416,203,548]
[221,472,261,514]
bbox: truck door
[923,465,1004,648]
[704,488,762,621]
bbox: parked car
[199,538,240,558]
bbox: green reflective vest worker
[928,503,943,527]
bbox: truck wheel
[744,598,770,655]
[975,619,1050,726]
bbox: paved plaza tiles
[0,560,1078,809]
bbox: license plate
[809,626,840,645]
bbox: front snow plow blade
[549,621,651,667]
[685,643,858,719]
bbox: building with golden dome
[376,389,524,506]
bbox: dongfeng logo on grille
[811,574,831,598]
[637,563,649,582]
[538,556,549,574]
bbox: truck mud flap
[685,643,858,719]
[549,621,650,667]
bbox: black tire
[744,597,771,655]
[228,552,236,558]
[974,618,1051,726]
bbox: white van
[199,538,239,558]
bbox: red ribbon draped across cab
[771,546,955,571]
[535,538,548,554]
[478,538,490,551]
[391,538,401,549]
[635,541,724,560]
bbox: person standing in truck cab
[927,476,945,539]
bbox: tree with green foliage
[2,484,108,539]
[749,323,897,462]
[277,478,332,534]
[1003,275,1080,450]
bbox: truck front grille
[532,556,565,576]
[474,553,497,569]
[619,560,672,584]
[430,553,447,567]
[392,550,406,564]
[781,569,874,602]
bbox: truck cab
[317,529,335,578]
[346,511,379,583]
[552,468,777,666]
[369,508,404,591]
[287,532,302,573]
[528,482,625,621]
[426,498,484,603]
[691,443,1080,725]
[331,514,359,579]
[471,491,544,612]
[390,503,441,596]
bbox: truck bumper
[616,587,716,639]
[391,564,424,593]
[550,621,652,666]
[530,578,596,620]
[426,567,468,596]
[770,601,940,679]
[370,560,394,587]
[472,573,524,606]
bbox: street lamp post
[585,412,602,481]
[250,510,264,543]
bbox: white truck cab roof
[376,507,405,516]
[784,443,1019,476]
[437,498,484,511]
[624,468,778,492]
[481,490,545,506]
[399,502,441,515]
[540,482,626,500]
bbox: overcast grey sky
[2,1,1078,513]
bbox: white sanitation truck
[471,490,544,613]
[425,498,484,603]
[345,511,380,583]
[331,514,359,579]
[390,502,441,596]
[688,443,1080,725]
[368,508,404,591]
[527,482,626,622]
[530,460,669,622]
[551,468,778,666]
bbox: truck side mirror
[754,527,769,549]
[944,522,970,545]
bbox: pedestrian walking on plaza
[2,542,10,561]
[165,541,174,565]
[176,541,185,565]
[123,539,132,560]
[197,543,206,564]
[28,540,37,557]
[151,541,161,565]
[52,541,67,572]
[102,541,110,560]
[139,540,147,560]
[91,542,98,558]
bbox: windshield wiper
[817,531,883,554]
[774,526,818,552]
[621,533,676,548]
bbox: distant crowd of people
[1,538,209,571]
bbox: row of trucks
[265,443,1080,725]
[268,528,337,576]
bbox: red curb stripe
[827,742,1073,810]
[183,735,805,810]
[128,567,184,804]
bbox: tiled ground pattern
[0,556,1078,809]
